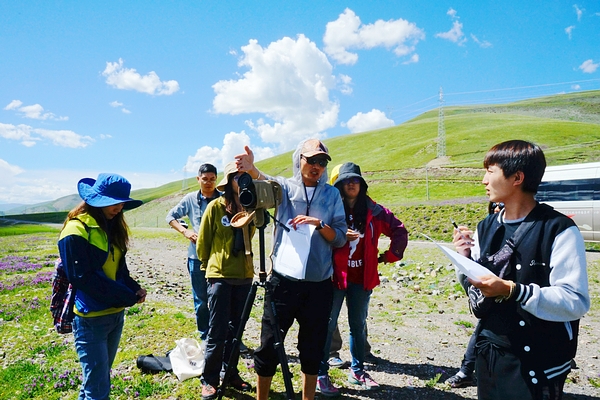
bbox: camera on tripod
[236,173,282,228]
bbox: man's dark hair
[198,163,217,176]
[483,140,546,193]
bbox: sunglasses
[342,177,361,185]
[302,155,328,168]
[492,202,505,210]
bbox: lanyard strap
[303,184,316,216]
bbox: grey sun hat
[216,161,240,191]
[333,162,368,189]
[77,173,143,210]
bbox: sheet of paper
[421,233,494,282]
[274,221,315,280]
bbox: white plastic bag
[169,338,205,381]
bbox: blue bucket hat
[77,173,143,210]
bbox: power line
[445,78,600,96]
[392,78,600,121]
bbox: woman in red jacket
[316,162,408,396]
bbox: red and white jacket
[332,198,408,291]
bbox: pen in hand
[451,219,471,245]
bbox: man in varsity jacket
[452,140,589,400]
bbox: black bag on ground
[136,354,172,374]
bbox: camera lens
[237,173,253,189]
[239,189,256,208]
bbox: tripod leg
[263,281,296,400]
[217,281,258,400]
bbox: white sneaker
[327,356,345,368]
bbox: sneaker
[348,370,380,390]
[327,356,345,368]
[201,383,217,400]
[316,375,340,397]
[445,372,474,388]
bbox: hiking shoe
[201,383,217,400]
[348,370,380,390]
[327,356,345,368]
[445,373,474,388]
[316,375,340,397]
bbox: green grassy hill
[5,90,600,239]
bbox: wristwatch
[316,220,325,230]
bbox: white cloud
[212,35,339,151]
[0,168,81,204]
[565,25,575,39]
[34,129,94,148]
[109,100,131,114]
[470,34,492,48]
[436,20,466,45]
[183,131,274,173]
[0,158,24,176]
[102,58,180,96]
[323,8,425,65]
[0,122,93,148]
[579,59,599,73]
[0,122,33,143]
[0,167,180,205]
[338,74,353,95]
[436,8,468,45]
[4,100,68,120]
[4,100,23,110]
[574,4,584,21]
[344,109,394,133]
[572,84,581,90]
[100,134,112,139]
[403,54,420,64]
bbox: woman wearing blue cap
[58,173,146,400]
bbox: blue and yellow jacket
[58,213,140,316]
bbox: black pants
[202,279,251,387]
[254,273,333,376]
[476,338,566,400]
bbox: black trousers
[254,273,333,376]
[476,338,566,400]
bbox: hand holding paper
[436,244,494,283]
[421,233,493,282]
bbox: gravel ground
[127,232,600,399]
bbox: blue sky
[1,1,599,205]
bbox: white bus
[536,162,600,241]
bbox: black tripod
[217,210,295,400]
